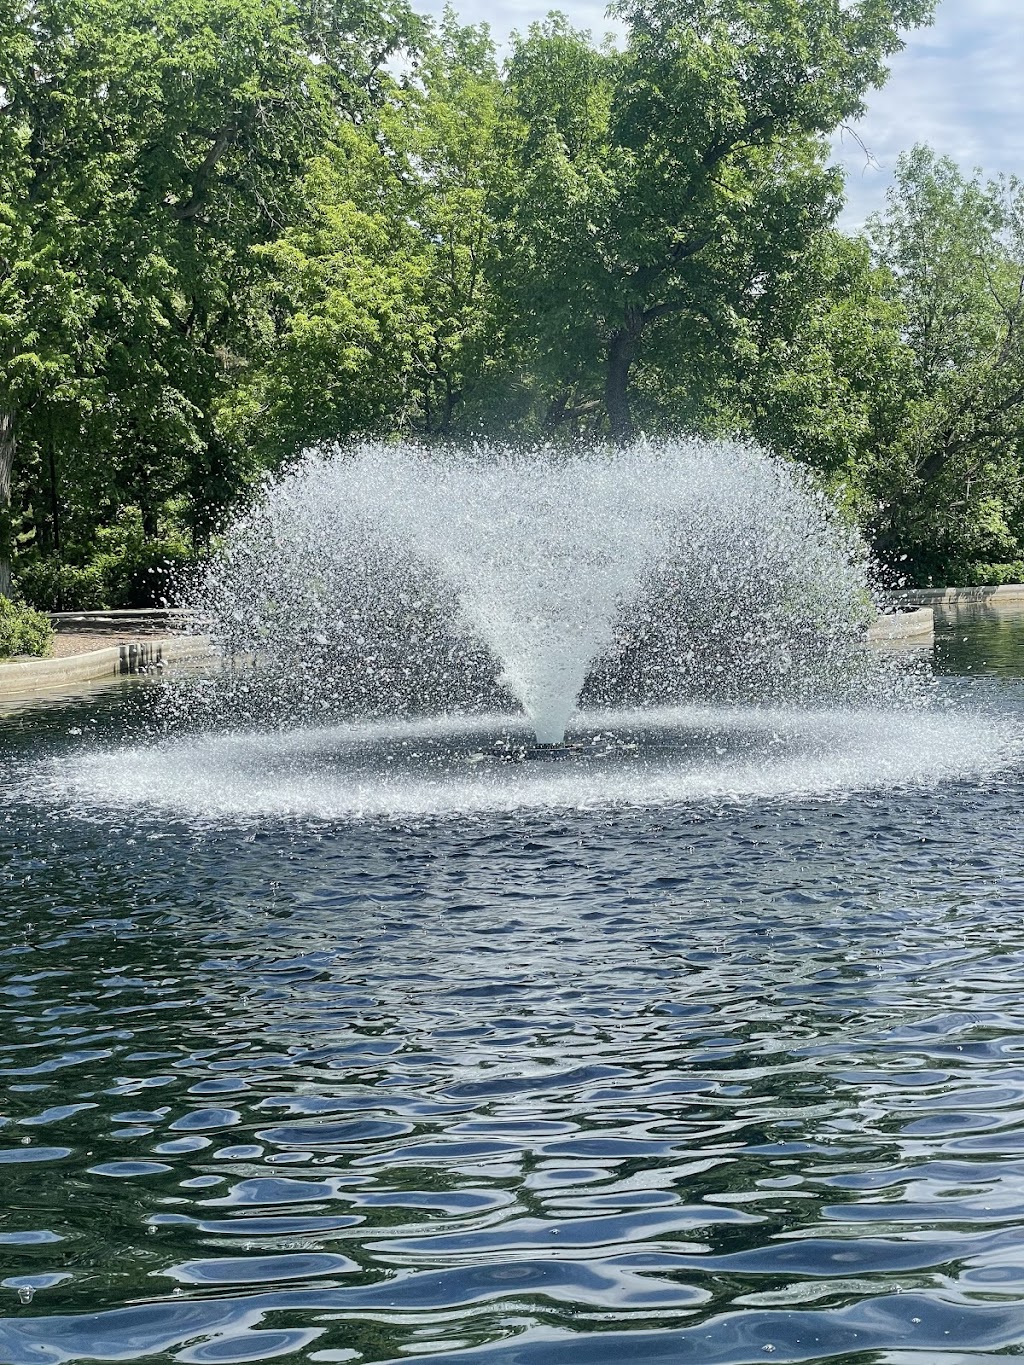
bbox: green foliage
[2,0,1018,590]
[17,543,194,611]
[0,596,53,658]
[24,549,192,611]
[15,561,108,613]
[954,562,1024,588]
[865,146,1024,581]
[0,0,422,585]
[223,11,511,458]
[16,511,195,610]
[493,0,936,439]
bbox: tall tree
[0,0,419,596]
[496,0,936,442]
[867,146,1024,579]
[223,10,509,459]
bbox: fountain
[182,437,901,745]
[4,442,1024,1365]
[65,432,1004,822]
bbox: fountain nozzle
[527,741,582,760]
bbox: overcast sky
[417,0,1024,231]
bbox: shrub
[15,560,108,611]
[15,539,197,612]
[0,596,54,659]
[101,540,195,609]
[956,561,1024,588]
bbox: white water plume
[181,438,909,739]
[38,705,1017,823]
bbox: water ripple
[1,675,1024,1361]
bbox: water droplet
[17,1287,34,1304]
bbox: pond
[1,604,1023,1365]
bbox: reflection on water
[935,602,1024,678]
[0,617,1023,1363]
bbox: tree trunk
[48,442,61,555]
[140,473,158,540]
[605,327,637,445]
[0,410,14,599]
[543,388,571,434]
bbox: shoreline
[0,635,211,698]
[2,589,1021,699]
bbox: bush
[15,539,197,612]
[101,540,195,609]
[956,561,1024,587]
[0,596,54,659]
[15,560,108,611]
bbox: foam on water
[36,703,1016,823]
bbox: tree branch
[165,124,238,220]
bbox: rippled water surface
[1,606,1024,1364]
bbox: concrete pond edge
[0,636,211,698]
[892,583,1024,607]
[867,581,1024,644]
[866,606,934,644]
[3,588,1022,694]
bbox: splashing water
[22,437,1013,827]
[181,439,909,741]
[43,704,1013,824]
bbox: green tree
[737,232,912,481]
[0,0,419,600]
[224,10,508,459]
[495,0,935,442]
[867,146,1024,580]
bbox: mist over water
[42,702,1013,823]
[183,439,910,745]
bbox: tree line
[3,0,1023,606]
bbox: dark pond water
[1,605,1023,1364]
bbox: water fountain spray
[182,438,894,743]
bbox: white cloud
[835,0,1024,228]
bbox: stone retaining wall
[0,637,210,698]
[3,590,1018,700]
[893,584,1024,606]
[866,606,934,644]
[49,608,197,634]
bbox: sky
[415,0,1024,231]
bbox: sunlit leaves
[865,147,1024,579]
